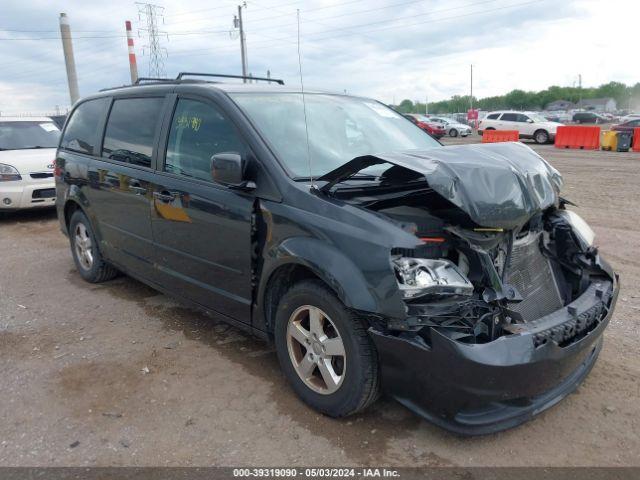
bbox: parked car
[618,113,640,124]
[572,111,608,124]
[55,73,618,435]
[612,119,640,137]
[544,112,572,123]
[426,116,472,137]
[0,117,60,210]
[478,111,563,143]
[403,114,446,138]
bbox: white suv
[0,117,60,210]
[478,111,563,144]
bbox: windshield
[230,93,440,178]
[0,121,61,150]
[528,114,549,122]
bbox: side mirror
[526,119,534,123]
[210,152,255,190]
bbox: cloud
[0,0,636,112]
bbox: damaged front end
[319,142,619,434]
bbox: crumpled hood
[319,142,563,229]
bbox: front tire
[449,128,459,137]
[534,129,550,144]
[69,210,118,283]
[274,280,379,417]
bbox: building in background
[576,97,617,113]
[545,100,576,111]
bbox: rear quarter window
[60,98,109,155]
[102,97,165,168]
[486,113,500,120]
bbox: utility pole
[137,2,167,78]
[125,21,139,84]
[470,64,474,111]
[234,3,248,82]
[578,73,582,106]
[425,95,428,114]
[59,13,79,104]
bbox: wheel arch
[257,237,380,335]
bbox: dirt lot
[1,138,639,467]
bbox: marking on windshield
[175,115,202,132]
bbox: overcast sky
[0,0,636,114]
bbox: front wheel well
[263,264,327,335]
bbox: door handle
[153,190,177,203]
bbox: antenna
[296,9,315,190]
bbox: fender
[254,236,407,334]
[61,184,105,246]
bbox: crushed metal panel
[319,142,563,230]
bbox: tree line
[393,81,640,114]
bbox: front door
[86,96,166,280]
[150,96,254,322]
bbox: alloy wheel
[286,305,346,395]
[536,131,549,144]
[74,223,94,270]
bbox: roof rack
[134,77,175,85]
[176,72,284,85]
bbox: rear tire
[449,128,459,137]
[274,280,380,417]
[69,210,118,283]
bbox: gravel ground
[1,138,639,467]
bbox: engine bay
[331,172,613,346]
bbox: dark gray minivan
[55,73,618,435]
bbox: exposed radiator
[505,232,563,321]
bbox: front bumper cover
[369,275,619,435]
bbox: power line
[136,2,167,77]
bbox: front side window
[230,93,440,178]
[0,121,60,150]
[102,97,164,168]
[164,99,247,182]
[61,98,109,155]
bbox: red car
[612,118,640,137]
[403,114,446,139]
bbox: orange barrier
[554,125,600,150]
[633,128,640,152]
[481,130,519,143]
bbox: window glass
[487,113,500,120]
[165,99,247,182]
[102,97,164,168]
[501,113,518,121]
[0,121,60,150]
[60,98,108,155]
[230,93,440,178]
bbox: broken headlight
[557,210,595,250]
[393,257,474,300]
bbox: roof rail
[176,72,284,85]
[134,77,175,85]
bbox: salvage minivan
[55,73,619,435]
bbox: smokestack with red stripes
[125,21,138,84]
